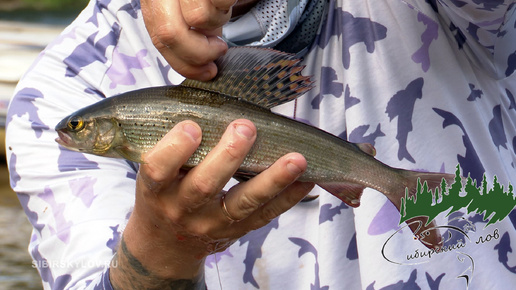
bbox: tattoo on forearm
[120,236,150,277]
[110,236,206,290]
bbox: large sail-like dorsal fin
[181,47,314,109]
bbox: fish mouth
[55,130,73,148]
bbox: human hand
[140,0,234,80]
[110,119,314,288]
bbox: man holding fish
[6,0,516,289]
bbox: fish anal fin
[319,182,365,207]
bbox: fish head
[55,113,118,156]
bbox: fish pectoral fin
[115,145,144,163]
[319,182,365,207]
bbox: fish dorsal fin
[182,47,314,109]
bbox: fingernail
[286,161,303,176]
[235,123,254,140]
[183,122,201,141]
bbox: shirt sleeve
[5,0,178,288]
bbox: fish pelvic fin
[182,47,314,109]
[387,170,455,249]
[356,143,376,156]
[319,182,365,208]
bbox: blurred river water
[0,157,42,289]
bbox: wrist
[110,235,206,290]
[109,206,208,289]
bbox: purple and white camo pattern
[6,0,516,289]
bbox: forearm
[110,237,206,290]
[109,208,207,290]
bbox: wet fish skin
[55,47,455,249]
[58,85,387,190]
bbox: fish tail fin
[387,170,455,249]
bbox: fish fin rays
[182,47,314,109]
[319,182,365,207]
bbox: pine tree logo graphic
[399,165,515,227]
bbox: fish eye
[67,116,84,131]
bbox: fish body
[56,47,454,248]
[58,85,400,205]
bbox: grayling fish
[56,47,454,248]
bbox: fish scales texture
[106,85,402,196]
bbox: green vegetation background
[21,0,89,10]
[1,0,89,11]
[0,0,89,22]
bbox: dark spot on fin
[319,182,364,207]
[182,47,314,109]
[356,143,376,156]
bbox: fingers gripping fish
[56,47,455,249]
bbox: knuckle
[153,24,182,49]
[223,141,243,161]
[186,219,226,241]
[184,53,214,67]
[190,173,217,197]
[164,209,184,226]
[236,192,260,214]
[183,7,227,29]
[189,221,211,237]
[184,9,210,28]
[260,205,280,223]
[139,166,167,190]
